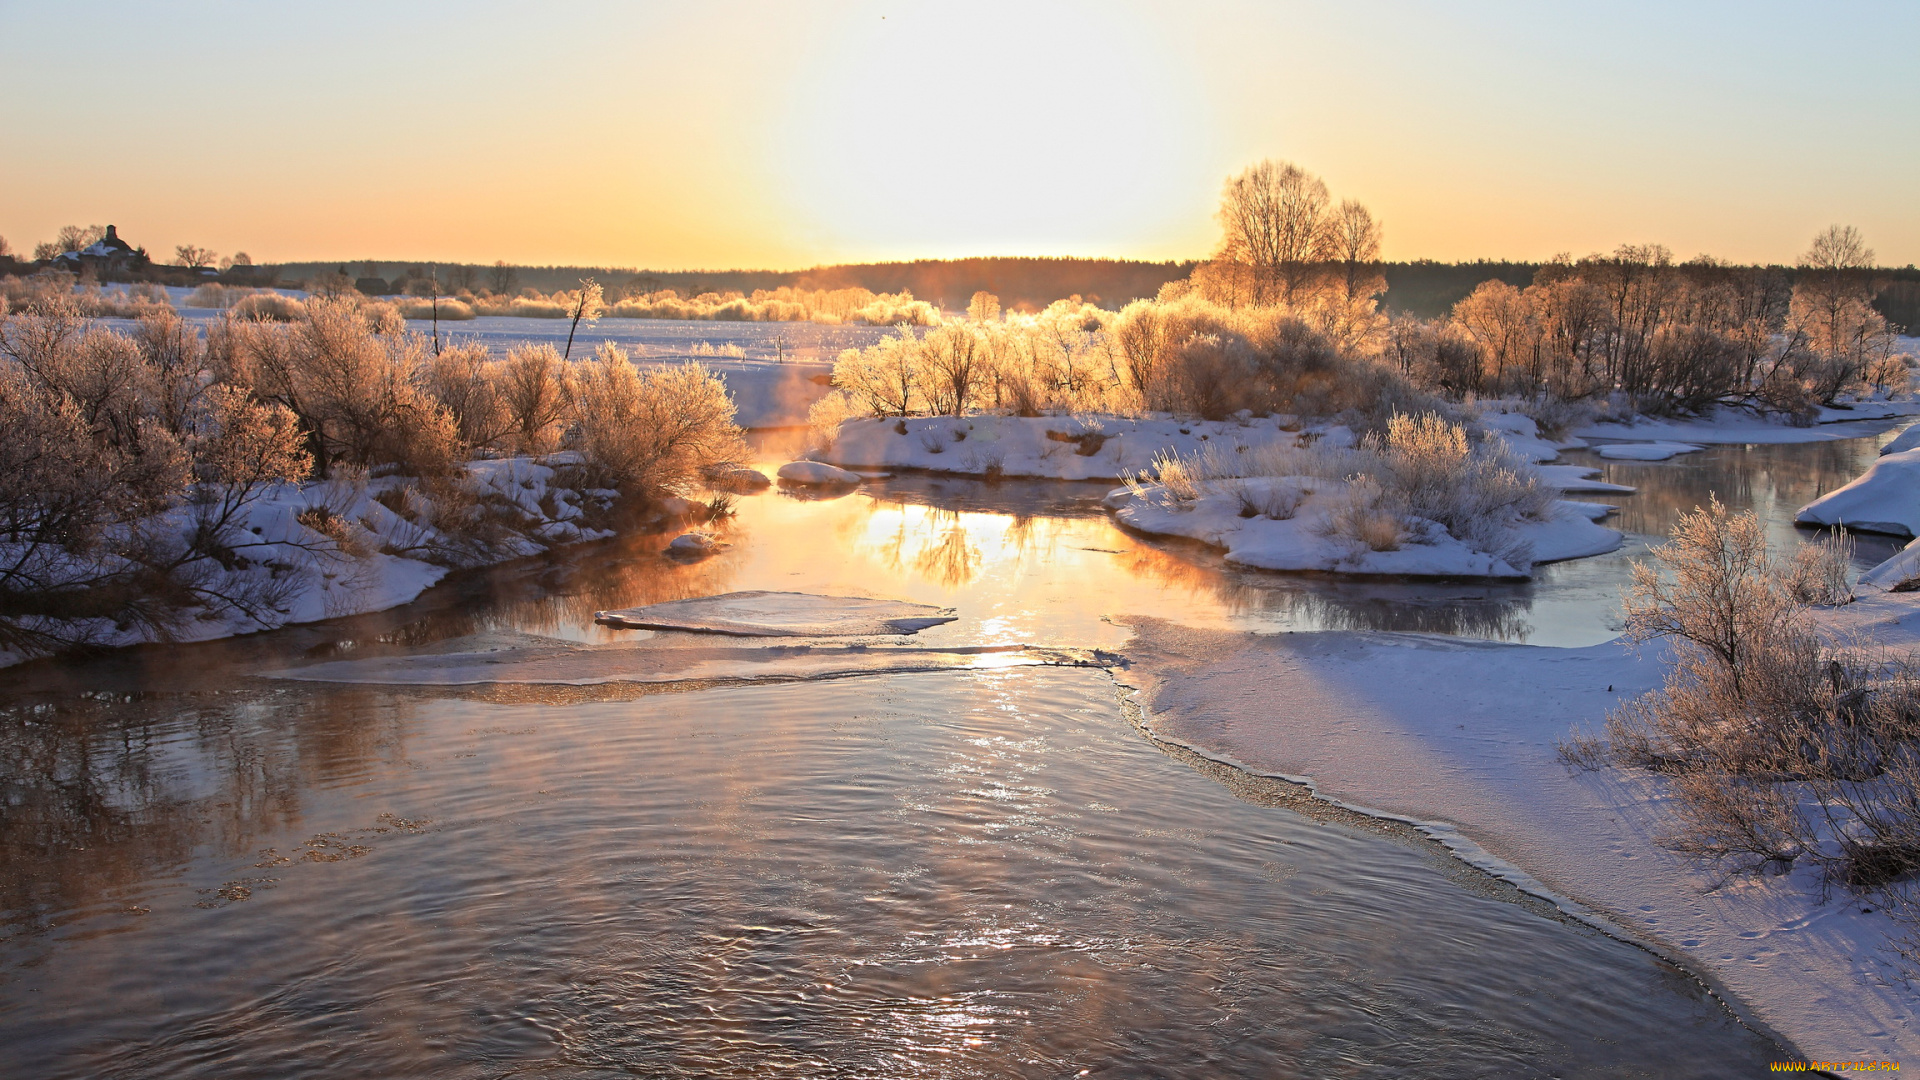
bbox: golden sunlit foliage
[821,292,1436,425]
[0,287,745,656]
[459,284,941,327]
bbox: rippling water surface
[2,670,1776,1077]
[1,422,1905,1076]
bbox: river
[1,417,1904,1077]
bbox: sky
[1,0,1915,270]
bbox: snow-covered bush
[230,292,306,322]
[1321,477,1407,552]
[185,283,258,309]
[1597,500,1920,893]
[1365,413,1552,566]
[1787,527,1855,606]
[566,345,745,496]
[393,297,476,321]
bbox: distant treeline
[263,257,1199,313]
[245,256,1920,331]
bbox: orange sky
[2,1,1915,269]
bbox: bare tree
[447,264,479,292]
[175,245,219,270]
[489,261,518,296]
[1215,159,1334,306]
[1329,199,1383,305]
[55,225,106,254]
[561,278,605,361]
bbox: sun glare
[771,0,1217,260]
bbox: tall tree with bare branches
[1215,159,1334,306]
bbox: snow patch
[1796,448,1920,537]
[777,461,864,486]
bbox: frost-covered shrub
[230,292,306,322]
[567,346,745,496]
[1231,480,1309,520]
[494,343,567,454]
[424,343,512,452]
[1321,478,1406,552]
[1787,527,1855,606]
[394,297,476,321]
[1364,413,1551,567]
[185,283,257,309]
[1594,501,1920,894]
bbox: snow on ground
[1882,424,1920,456]
[1102,477,1621,579]
[1856,538,1920,593]
[1591,440,1704,461]
[1797,448,1920,537]
[1532,464,1638,494]
[1575,403,1920,446]
[1475,408,1583,462]
[1116,617,1920,1062]
[594,590,956,636]
[822,415,1315,481]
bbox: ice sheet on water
[1591,441,1702,461]
[594,590,957,636]
[269,639,1083,685]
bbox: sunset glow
[2,2,1916,265]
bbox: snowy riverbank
[1115,601,1920,1062]
[1102,479,1620,579]
[821,412,1626,581]
[0,457,628,669]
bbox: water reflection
[1570,434,1910,569]
[0,428,1895,704]
[0,670,1777,1076]
[4,431,1889,1074]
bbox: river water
[1,420,1907,1077]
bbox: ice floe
[594,590,957,636]
[268,637,1088,686]
[778,460,864,485]
[1590,441,1703,461]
